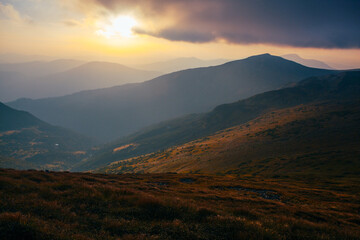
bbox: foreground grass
[1,169,360,239]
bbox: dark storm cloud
[85,0,360,48]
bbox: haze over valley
[0,0,359,239]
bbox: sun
[96,15,138,39]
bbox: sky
[0,0,359,67]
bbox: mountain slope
[8,54,332,142]
[99,101,360,176]
[0,102,44,131]
[282,54,334,70]
[0,102,93,170]
[78,71,360,172]
[138,57,229,73]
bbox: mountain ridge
[8,54,333,142]
[73,71,359,171]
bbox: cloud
[69,0,360,48]
[0,2,33,24]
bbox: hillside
[8,54,332,142]
[99,101,360,176]
[75,71,359,171]
[1,169,359,239]
[0,61,161,101]
[0,102,93,170]
[0,102,45,131]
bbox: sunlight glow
[96,15,138,39]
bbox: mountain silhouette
[0,61,161,101]
[8,54,333,142]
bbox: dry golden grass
[100,102,360,176]
[1,169,360,239]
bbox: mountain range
[0,60,161,101]
[75,71,360,172]
[8,54,333,142]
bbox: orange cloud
[67,0,360,48]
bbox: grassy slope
[98,101,360,176]
[1,169,359,239]
[79,71,360,172]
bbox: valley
[1,1,359,239]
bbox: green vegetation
[1,169,359,239]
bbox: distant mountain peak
[248,53,272,58]
[223,53,296,67]
[257,53,271,56]
[242,53,283,62]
